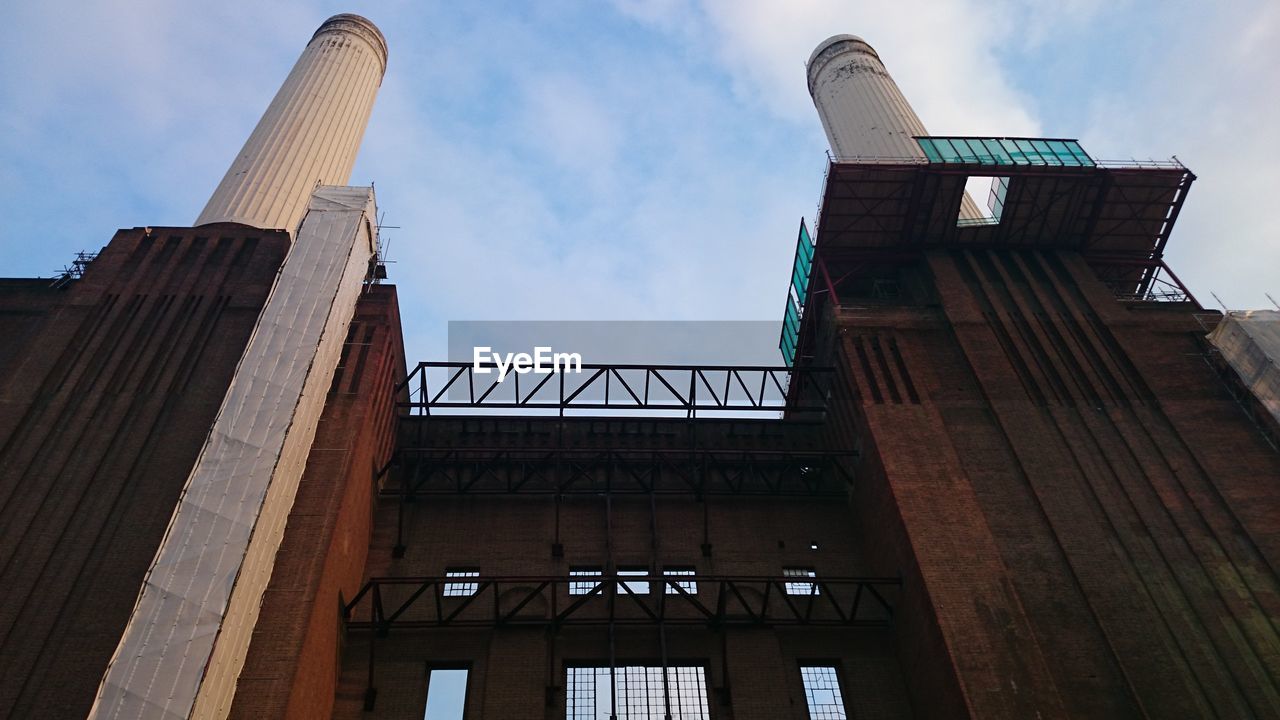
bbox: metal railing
[397,362,834,417]
[345,574,900,630]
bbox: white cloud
[696,0,1041,137]
[1078,1,1280,309]
[516,74,622,195]
[3,0,1276,370]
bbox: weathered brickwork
[6,225,1274,720]
[0,225,289,719]
[231,285,405,720]
[830,249,1280,718]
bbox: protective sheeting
[90,186,377,720]
[1209,309,1280,425]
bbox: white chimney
[807,34,982,219]
[195,14,387,232]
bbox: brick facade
[0,225,289,719]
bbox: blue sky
[1,0,1277,367]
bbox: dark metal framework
[345,574,899,631]
[398,362,833,418]
[782,158,1198,367]
[388,448,855,496]
[1086,255,1198,304]
[50,250,98,289]
[812,161,1193,254]
[349,574,898,710]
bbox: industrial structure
[0,14,1277,720]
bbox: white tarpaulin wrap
[90,186,377,720]
[1209,309,1280,426]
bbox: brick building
[0,15,1277,720]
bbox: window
[570,567,603,595]
[800,665,847,720]
[424,668,468,720]
[443,568,478,597]
[663,567,697,595]
[567,665,709,719]
[617,567,649,595]
[784,567,819,596]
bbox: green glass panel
[1029,139,1060,165]
[796,245,812,273]
[798,254,812,276]
[918,139,943,163]
[797,241,814,268]
[1014,139,1038,164]
[792,265,809,299]
[798,223,814,261]
[1065,140,1095,166]
[921,137,1095,167]
[981,138,1011,165]
[781,341,796,366]
[999,139,1028,165]
[938,139,965,163]
[1045,140,1077,166]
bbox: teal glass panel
[918,138,943,162]
[1014,139,1039,164]
[1045,140,1078,166]
[1065,140,1095,166]
[797,241,813,271]
[920,136,1094,167]
[798,252,812,275]
[976,139,997,163]
[798,223,814,261]
[792,265,809,299]
[781,340,796,367]
[937,139,965,163]
[795,247,812,277]
[981,138,1011,165]
[999,138,1029,165]
[1030,139,1060,165]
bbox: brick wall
[830,248,1280,718]
[0,225,289,719]
[231,285,405,719]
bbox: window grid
[617,567,650,595]
[800,665,847,720]
[567,664,596,720]
[663,567,698,595]
[566,666,710,720]
[784,567,819,596]
[442,568,478,597]
[570,567,602,596]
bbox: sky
[1,0,1277,368]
